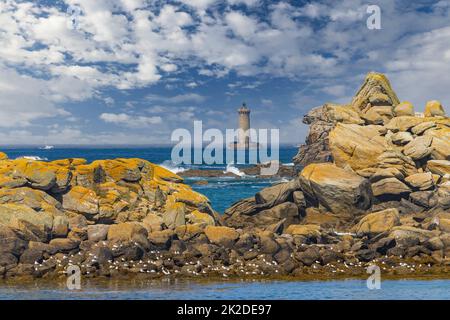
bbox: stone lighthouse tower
[237,102,250,148]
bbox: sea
[1,145,449,300]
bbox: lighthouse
[237,102,251,148]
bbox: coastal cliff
[0,72,449,280]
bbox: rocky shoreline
[0,72,449,282]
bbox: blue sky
[0,0,449,145]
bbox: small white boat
[40,145,54,150]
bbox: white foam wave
[223,163,245,177]
[159,160,187,174]
[16,156,48,161]
[283,162,294,166]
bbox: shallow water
[0,279,449,300]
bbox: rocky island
[0,72,449,281]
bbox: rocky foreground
[1,72,450,281]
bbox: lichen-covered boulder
[394,101,415,117]
[403,136,433,160]
[352,208,400,236]
[329,123,387,170]
[424,100,446,117]
[285,224,321,238]
[404,172,434,191]
[299,163,372,217]
[107,222,149,247]
[204,226,239,247]
[62,186,99,216]
[427,160,450,176]
[371,177,411,197]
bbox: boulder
[255,202,300,228]
[295,246,321,266]
[424,127,450,160]
[377,151,417,176]
[427,160,450,176]
[142,213,164,232]
[391,131,413,145]
[189,210,215,226]
[389,226,434,244]
[329,123,387,170]
[255,179,301,206]
[49,238,80,252]
[87,224,110,242]
[0,225,27,256]
[62,186,99,215]
[351,72,400,112]
[299,163,372,216]
[0,187,61,211]
[52,215,69,238]
[394,101,415,116]
[404,172,434,190]
[371,177,411,197]
[148,229,174,248]
[0,204,53,240]
[436,182,450,209]
[411,121,436,135]
[424,100,446,117]
[163,202,186,229]
[370,167,404,183]
[285,224,321,239]
[352,208,400,236]
[175,224,204,241]
[204,226,239,247]
[107,222,149,248]
[409,191,437,208]
[403,136,433,160]
[12,160,57,190]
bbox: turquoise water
[0,279,449,300]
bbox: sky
[0,0,449,145]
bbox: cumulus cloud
[0,0,448,144]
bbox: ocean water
[0,279,449,300]
[0,145,298,213]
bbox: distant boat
[40,145,54,150]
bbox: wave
[16,156,48,161]
[159,160,187,174]
[223,163,245,177]
[283,162,294,166]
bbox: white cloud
[100,113,162,127]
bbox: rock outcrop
[1,72,449,281]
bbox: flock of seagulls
[31,241,439,278]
